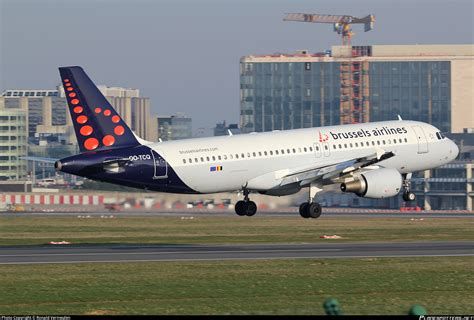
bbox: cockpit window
[436,132,446,140]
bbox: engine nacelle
[340,168,402,199]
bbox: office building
[214,121,241,136]
[157,114,192,141]
[240,44,474,134]
[0,104,27,181]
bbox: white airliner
[33,67,459,218]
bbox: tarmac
[4,210,474,218]
[1,241,473,265]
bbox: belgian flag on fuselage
[59,66,139,152]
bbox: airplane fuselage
[59,120,458,195]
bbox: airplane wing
[280,150,395,186]
[246,148,395,191]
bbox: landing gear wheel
[245,201,257,216]
[235,200,246,216]
[308,202,322,219]
[299,202,310,218]
[403,192,416,202]
[235,200,258,216]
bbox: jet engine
[340,168,402,199]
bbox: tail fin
[59,66,140,152]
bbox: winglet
[397,114,403,121]
[227,129,233,136]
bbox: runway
[0,241,473,264]
[7,211,474,218]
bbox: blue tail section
[59,66,140,152]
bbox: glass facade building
[241,62,342,133]
[369,61,451,132]
[157,115,193,141]
[241,60,452,133]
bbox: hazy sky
[1,0,473,130]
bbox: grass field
[1,215,473,246]
[0,257,473,315]
[1,215,473,315]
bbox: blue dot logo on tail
[59,66,140,152]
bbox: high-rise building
[157,114,192,141]
[0,104,27,181]
[240,44,474,134]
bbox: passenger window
[382,140,386,145]
[287,149,291,154]
[298,148,302,152]
[212,156,216,161]
[338,144,342,149]
[218,155,222,160]
[281,149,285,154]
[223,155,227,160]
[404,138,408,143]
[393,139,397,144]
[399,139,403,143]
[377,141,380,145]
[344,144,347,148]
[253,152,256,157]
[230,154,233,159]
[349,143,353,148]
[235,154,239,159]
[355,143,358,147]
[270,151,273,156]
[316,146,320,151]
[372,141,375,146]
[183,159,187,164]
[258,151,262,156]
[366,141,370,146]
[201,157,204,162]
[264,151,268,156]
[324,145,328,150]
[303,147,307,152]
[309,147,313,151]
[207,156,210,161]
[247,152,251,158]
[293,148,296,153]
[241,153,245,158]
[275,150,279,155]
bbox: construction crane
[283,13,375,46]
[283,13,375,125]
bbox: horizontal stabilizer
[20,156,58,163]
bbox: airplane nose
[450,140,459,160]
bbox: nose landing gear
[235,188,257,216]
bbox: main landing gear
[235,188,257,216]
[402,173,416,202]
[299,181,323,219]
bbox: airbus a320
[32,67,459,218]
